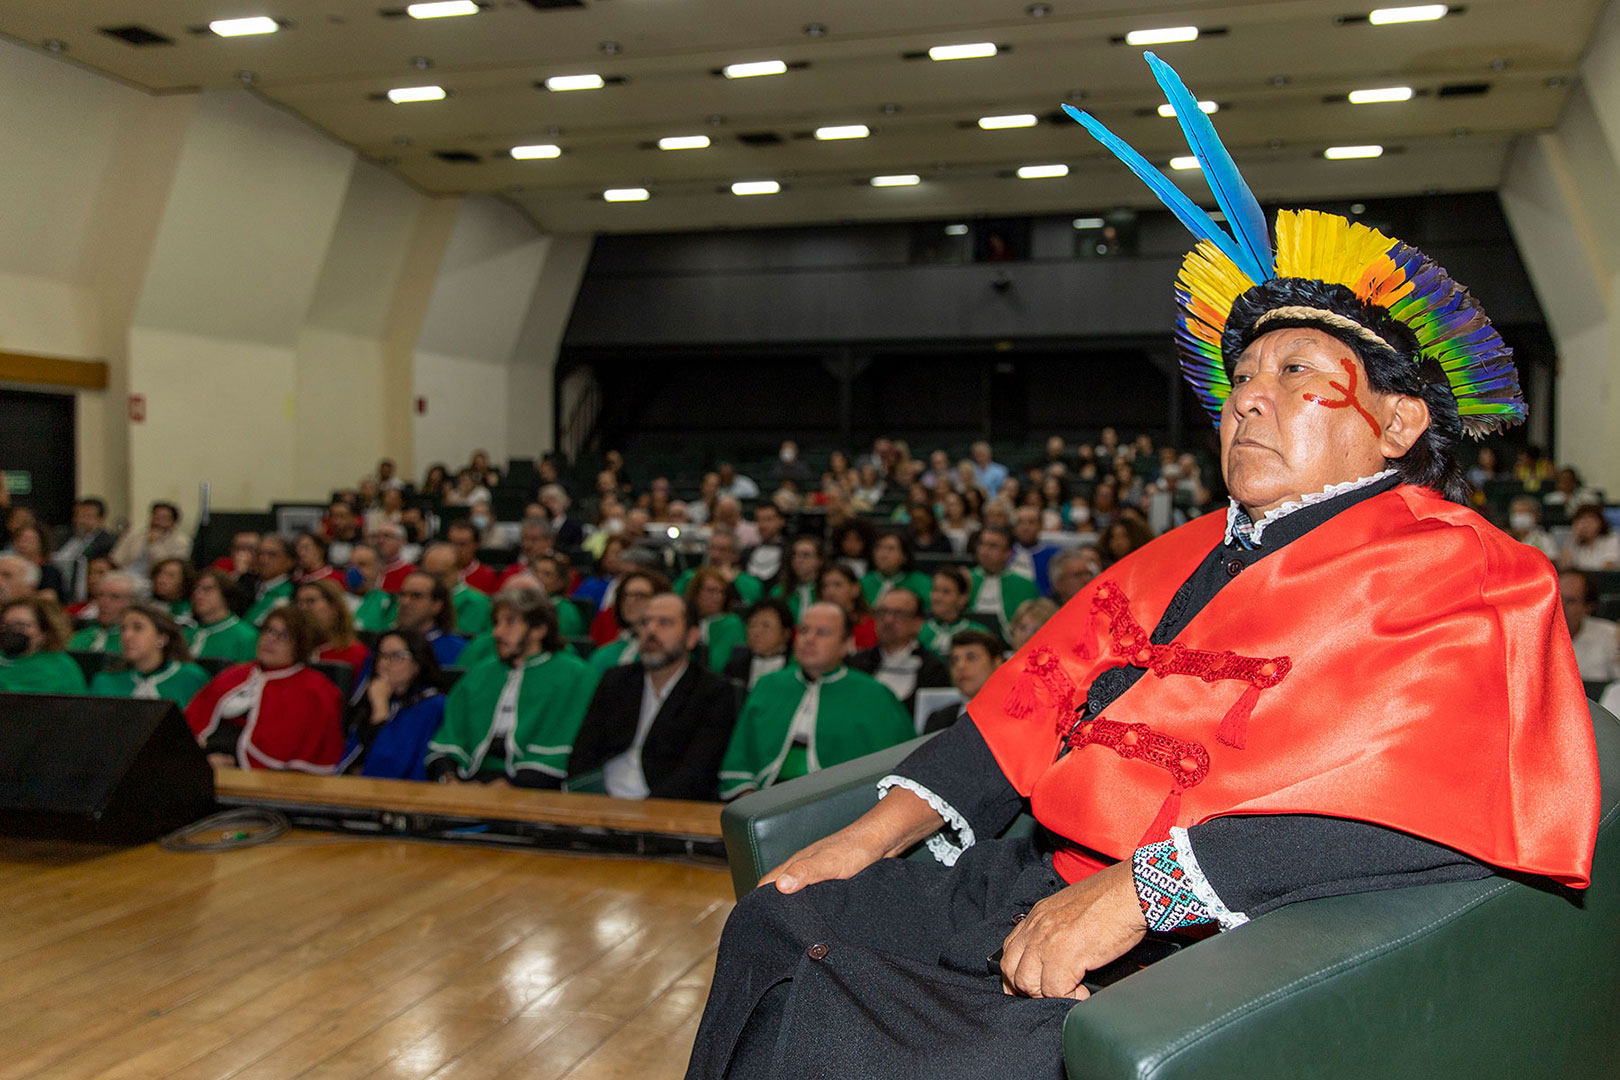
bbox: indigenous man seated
[568,592,739,801]
[425,585,600,788]
[719,602,914,799]
[684,56,1601,1080]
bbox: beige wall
[0,36,591,527]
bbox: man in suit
[569,592,738,801]
[849,585,949,716]
[923,630,1004,734]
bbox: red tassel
[1218,683,1260,749]
[1139,786,1181,846]
[1003,674,1040,719]
[1072,609,1098,661]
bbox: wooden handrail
[213,767,724,838]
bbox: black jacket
[848,641,950,714]
[568,661,738,801]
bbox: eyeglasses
[622,590,655,601]
[874,608,918,620]
[376,649,414,663]
[261,628,293,642]
[398,590,433,600]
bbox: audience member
[570,592,738,800]
[589,569,667,670]
[829,519,874,578]
[50,497,118,602]
[324,499,363,566]
[90,603,209,706]
[573,534,633,612]
[421,542,492,637]
[816,563,878,651]
[905,502,954,555]
[685,567,747,673]
[967,526,1038,639]
[186,569,259,662]
[1008,506,1059,595]
[771,440,812,487]
[348,543,397,632]
[532,555,586,638]
[970,441,1009,497]
[1560,505,1620,572]
[859,532,931,615]
[0,554,38,604]
[924,566,997,654]
[184,606,346,771]
[3,523,65,600]
[0,595,86,693]
[70,571,138,652]
[1561,570,1620,684]
[923,630,1004,733]
[376,458,405,491]
[447,520,499,594]
[498,517,558,587]
[244,534,296,627]
[1048,545,1102,605]
[344,629,448,781]
[1102,517,1155,565]
[211,531,261,578]
[1544,467,1601,511]
[426,586,599,787]
[774,536,826,621]
[444,467,492,508]
[742,504,788,587]
[1008,596,1059,651]
[395,570,467,667]
[148,558,195,623]
[297,579,370,672]
[110,501,191,578]
[539,483,585,547]
[293,532,342,585]
[372,523,417,593]
[1506,496,1560,559]
[849,585,949,714]
[719,602,913,798]
[675,529,763,605]
[725,598,795,689]
[717,462,760,500]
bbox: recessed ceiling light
[978,114,1038,129]
[1169,155,1201,170]
[815,124,869,140]
[929,42,997,61]
[544,74,604,92]
[209,16,278,36]
[510,144,560,159]
[603,188,650,202]
[1125,26,1198,46]
[387,85,446,103]
[944,223,970,235]
[871,174,920,187]
[1072,216,1106,229]
[1348,86,1414,104]
[406,1,478,18]
[1324,144,1384,159]
[731,180,781,195]
[723,60,788,79]
[1158,101,1218,117]
[658,135,711,151]
[1368,5,1448,25]
[1016,163,1068,179]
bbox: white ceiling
[1,0,1604,232]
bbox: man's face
[1221,328,1415,516]
[379,460,395,481]
[1051,550,1101,603]
[520,524,552,560]
[1013,507,1041,546]
[374,531,403,562]
[972,442,991,466]
[395,574,440,632]
[256,538,292,580]
[73,503,102,533]
[873,591,922,651]
[329,503,355,534]
[791,541,821,581]
[930,575,966,621]
[99,578,134,625]
[534,559,565,595]
[1561,575,1591,635]
[795,606,848,676]
[950,643,996,699]
[1046,436,1064,459]
[619,577,656,628]
[746,609,791,657]
[0,559,31,603]
[420,546,457,586]
[493,608,539,663]
[708,533,739,567]
[597,470,617,494]
[637,594,695,669]
[352,547,382,588]
[755,506,783,541]
[449,527,477,568]
[976,532,1010,574]
[150,506,177,532]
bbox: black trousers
[685,837,1076,1080]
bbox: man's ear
[1377,393,1430,459]
[686,624,702,652]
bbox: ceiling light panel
[1368,5,1449,25]
[406,1,479,17]
[387,85,446,103]
[603,188,650,202]
[658,135,710,150]
[1158,101,1218,117]
[870,174,920,187]
[1348,86,1414,103]
[723,60,787,79]
[209,16,278,36]
[979,114,1038,129]
[929,42,997,61]
[1125,26,1198,46]
[1169,155,1201,170]
[731,180,781,195]
[510,144,560,159]
[1324,144,1385,158]
[1017,163,1068,178]
[544,74,604,91]
[814,124,869,140]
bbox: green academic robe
[456,632,495,671]
[244,577,294,628]
[186,615,259,663]
[719,665,913,799]
[426,650,600,781]
[860,570,934,613]
[68,624,121,654]
[89,661,210,707]
[352,590,397,633]
[589,634,639,673]
[968,568,1039,632]
[921,615,998,655]
[773,582,817,621]
[0,651,88,694]
[451,583,493,637]
[700,612,747,673]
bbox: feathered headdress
[1063,53,1526,436]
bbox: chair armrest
[719,735,933,898]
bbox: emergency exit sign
[3,471,31,495]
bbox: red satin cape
[185,663,346,772]
[970,485,1600,888]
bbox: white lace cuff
[1171,826,1250,930]
[876,774,977,866]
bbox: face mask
[0,630,29,658]
[1160,464,1181,480]
[780,448,797,463]
[1071,507,1091,525]
[1509,512,1535,533]
[471,514,490,530]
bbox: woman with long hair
[773,536,826,621]
[342,628,448,780]
[186,568,259,663]
[149,557,197,622]
[816,563,877,651]
[90,603,209,706]
[295,578,370,672]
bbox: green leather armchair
[719,703,1620,1078]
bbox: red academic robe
[590,608,623,646]
[297,565,344,586]
[381,559,417,594]
[317,641,370,673]
[185,663,346,772]
[971,485,1600,889]
[460,560,499,595]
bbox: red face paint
[1303,357,1382,438]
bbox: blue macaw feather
[1143,52,1273,283]
[1060,103,1254,279]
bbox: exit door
[0,389,76,529]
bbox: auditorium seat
[719,702,1620,1078]
[67,650,113,684]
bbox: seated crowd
[0,433,1614,799]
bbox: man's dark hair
[447,519,478,542]
[151,500,182,525]
[949,629,1004,661]
[932,565,971,595]
[75,497,107,519]
[296,531,329,562]
[405,571,457,634]
[744,597,794,633]
[492,586,566,653]
[874,530,916,573]
[1561,569,1599,607]
[1224,277,1470,505]
[878,584,923,617]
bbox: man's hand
[999,859,1148,1000]
[759,785,946,894]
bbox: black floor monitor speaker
[0,693,216,844]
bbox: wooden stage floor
[0,832,734,1079]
